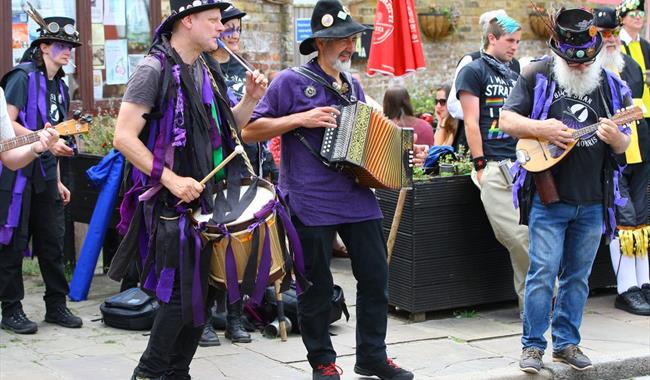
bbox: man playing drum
[242,1,413,379]
[111,0,266,378]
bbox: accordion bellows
[321,102,414,189]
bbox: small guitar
[0,113,92,154]
[515,106,643,173]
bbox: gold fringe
[617,225,650,257]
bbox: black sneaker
[615,287,650,316]
[312,362,342,380]
[641,283,650,304]
[519,347,544,374]
[198,324,221,347]
[44,305,82,328]
[1,309,38,334]
[354,358,414,380]
[552,345,593,371]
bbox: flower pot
[529,13,551,39]
[418,13,451,40]
[439,163,455,177]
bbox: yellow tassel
[618,226,650,257]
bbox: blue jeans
[522,195,603,352]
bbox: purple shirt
[251,60,382,226]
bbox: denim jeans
[522,195,603,352]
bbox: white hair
[601,47,626,73]
[551,52,603,98]
[479,9,508,31]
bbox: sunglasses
[435,98,447,105]
[600,28,620,39]
[221,27,242,38]
[628,10,646,18]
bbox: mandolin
[0,113,91,154]
[515,106,643,173]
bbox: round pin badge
[321,14,334,28]
[576,49,585,58]
[588,25,597,38]
[304,85,317,98]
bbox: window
[11,0,78,98]
[91,0,151,100]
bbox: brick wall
[236,0,626,101]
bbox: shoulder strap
[293,129,343,172]
[290,66,355,105]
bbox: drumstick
[175,145,244,206]
[200,145,244,186]
[387,188,407,264]
[274,279,288,342]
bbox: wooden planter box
[60,153,122,270]
[376,175,616,320]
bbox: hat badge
[588,25,597,37]
[322,14,334,28]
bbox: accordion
[320,102,413,190]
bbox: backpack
[100,287,160,331]
[247,283,350,333]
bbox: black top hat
[618,0,645,17]
[221,5,246,24]
[594,8,620,29]
[31,16,81,48]
[299,0,372,55]
[548,8,603,63]
[158,0,231,35]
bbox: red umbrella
[367,0,426,76]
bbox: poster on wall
[91,0,104,23]
[92,24,105,45]
[104,0,126,26]
[13,49,26,66]
[92,45,105,69]
[105,39,128,85]
[128,54,145,78]
[12,24,29,49]
[93,70,104,99]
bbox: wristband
[472,156,487,171]
[30,144,43,158]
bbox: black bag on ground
[100,287,160,330]
[258,283,350,333]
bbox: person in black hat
[500,7,632,374]
[242,1,413,379]
[595,7,650,316]
[0,5,83,335]
[110,0,267,378]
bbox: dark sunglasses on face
[435,98,447,105]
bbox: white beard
[333,58,352,73]
[600,48,625,73]
[552,52,603,98]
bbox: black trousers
[0,179,68,317]
[617,161,650,226]
[293,217,389,368]
[134,283,204,380]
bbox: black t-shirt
[455,57,519,159]
[220,56,246,101]
[4,70,66,125]
[503,59,612,204]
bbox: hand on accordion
[299,106,340,129]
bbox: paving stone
[418,316,522,342]
[40,354,138,380]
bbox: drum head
[193,179,276,227]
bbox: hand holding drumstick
[174,145,244,206]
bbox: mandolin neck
[0,132,41,153]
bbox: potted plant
[528,4,551,39]
[453,145,473,175]
[439,155,455,177]
[418,4,459,40]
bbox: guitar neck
[0,132,40,153]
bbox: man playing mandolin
[499,8,631,374]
